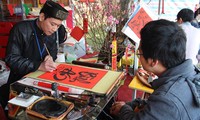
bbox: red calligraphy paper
[127,8,152,39]
[38,64,107,89]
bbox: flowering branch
[71,0,135,62]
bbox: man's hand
[38,55,57,72]
[110,101,125,116]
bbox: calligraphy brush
[44,43,50,56]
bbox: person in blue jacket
[110,19,200,120]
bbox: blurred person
[194,8,200,28]
[193,7,200,63]
[110,19,200,120]
[177,8,200,65]
[191,4,200,28]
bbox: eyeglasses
[136,49,143,58]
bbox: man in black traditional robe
[0,0,68,115]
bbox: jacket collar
[34,19,46,37]
[151,59,196,90]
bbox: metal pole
[132,42,139,100]
[21,0,26,20]
[56,30,59,53]
[134,42,139,75]
[158,0,161,17]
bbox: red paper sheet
[7,4,16,16]
[38,64,107,89]
[70,26,84,41]
[127,8,152,39]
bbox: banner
[122,3,157,43]
[143,0,199,21]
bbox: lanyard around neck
[32,22,47,60]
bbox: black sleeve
[5,22,38,75]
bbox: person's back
[177,8,200,65]
[181,22,200,64]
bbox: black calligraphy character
[53,67,76,80]
[138,15,142,20]
[130,20,140,28]
[69,71,98,84]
